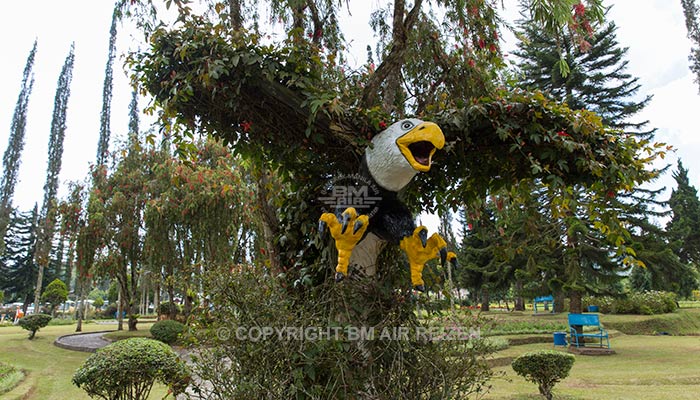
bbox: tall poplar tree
[681,0,700,91]
[0,41,37,252]
[33,44,75,313]
[96,6,119,167]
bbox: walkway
[54,331,114,352]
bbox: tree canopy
[130,0,663,221]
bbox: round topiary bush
[18,314,52,339]
[150,319,186,344]
[73,338,190,400]
[511,350,575,400]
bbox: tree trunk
[140,274,147,315]
[128,313,138,331]
[117,289,123,331]
[569,290,584,345]
[128,259,139,331]
[32,262,45,314]
[255,167,281,273]
[167,283,176,320]
[65,240,76,294]
[554,291,566,313]
[75,280,86,332]
[514,280,525,311]
[480,287,490,312]
[154,281,161,321]
[569,290,583,314]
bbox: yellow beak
[396,121,445,172]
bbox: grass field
[0,322,171,400]
[0,309,699,399]
[486,334,700,399]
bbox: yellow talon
[399,226,447,290]
[447,251,458,266]
[319,207,369,280]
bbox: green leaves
[18,314,52,340]
[512,350,576,399]
[73,338,191,399]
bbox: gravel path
[54,331,114,352]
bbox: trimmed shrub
[41,279,68,314]
[73,338,190,400]
[511,350,575,400]
[150,320,185,344]
[18,314,52,339]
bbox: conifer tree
[0,206,39,307]
[513,5,666,310]
[33,44,75,313]
[96,6,119,167]
[681,0,700,92]
[0,41,37,252]
[514,13,654,137]
[666,160,700,265]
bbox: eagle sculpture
[319,119,457,291]
[135,25,658,289]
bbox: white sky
[0,0,699,220]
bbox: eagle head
[365,118,445,192]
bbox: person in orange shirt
[13,307,24,324]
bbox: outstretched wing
[134,25,659,201]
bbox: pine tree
[514,15,654,137]
[666,160,700,265]
[96,6,119,167]
[33,44,75,313]
[0,41,37,252]
[0,206,39,306]
[681,0,700,92]
[513,7,668,310]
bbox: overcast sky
[1,1,699,218]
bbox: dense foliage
[18,314,52,340]
[583,291,678,315]
[72,338,191,400]
[188,263,494,399]
[511,350,575,400]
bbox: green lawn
[1,311,699,399]
[0,322,171,400]
[486,334,700,399]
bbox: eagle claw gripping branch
[319,119,458,291]
[319,207,369,282]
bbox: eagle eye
[401,121,414,130]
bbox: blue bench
[533,295,554,313]
[568,313,610,348]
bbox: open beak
[396,121,445,172]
